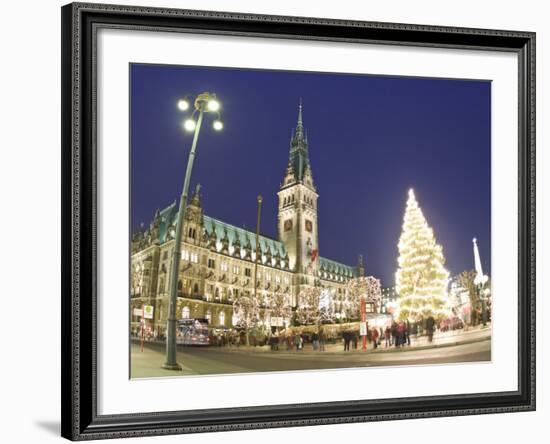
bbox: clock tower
[278,101,319,297]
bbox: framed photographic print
[61,2,536,440]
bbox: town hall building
[130,103,364,336]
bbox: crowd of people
[133,313,473,352]
[339,320,413,351]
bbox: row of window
[181,249,199,263]
[160,240,289,270]
[320,271,349,282]
[282,194,316,207]
[206,258,289,284]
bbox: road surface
[130,337,491,378]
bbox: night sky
[130,64,491,286]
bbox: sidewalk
[181,324,492,355]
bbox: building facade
[380,286,398,314]
[130,103,364,336]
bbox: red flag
[311,249,318,263]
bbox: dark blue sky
[130,64,491,286]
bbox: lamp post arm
[163,108,204,369]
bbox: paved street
[131,328,491,378]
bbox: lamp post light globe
[183,118,196,132]
[213,120,223,131]
[177,98,190,111]
[207,99,221,112]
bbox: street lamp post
[163,92,223,370]
[251,195,263,345]
[253,195,263,300]
[361,297,367,351]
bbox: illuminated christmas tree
[396,189,451,321]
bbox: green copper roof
[139,201,356,277]
[203,215,287,258]
[318,256,358,278]
[150,202,288,260]
[157,202,178,244]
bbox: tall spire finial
[294,98,304,140]
[284,98,313,187]
[473,237,488,286]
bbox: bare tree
[345,276,382,319]
[265,292,292,329]
[232,293,260,345]
[295,287,334,330]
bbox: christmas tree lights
[396,189,451,321]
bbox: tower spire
[282,99,314,188]
[295,98,304,140]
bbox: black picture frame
[61,2,536,440]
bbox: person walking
[397,322,405,347]
[391,321,398,347]
[372,327,379,349]
[405,320,411,346]
[312,331,319,351]
[343,331,350,351]
[426,315,435,342]
[319,326,326,352]
[384,325,391,347]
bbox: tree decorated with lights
[232,294,260,346]
[396,189,451,321]
[295,287,334,328]
[266,292,293,328]
[344,276,382,319]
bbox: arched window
[215,287,220,299]
[182,306,190,319]
[193,283,199,294]
[219,311,225,326]
[177,280,183,290]
[205,310,212,324]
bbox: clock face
[284,219,293,232]
[305,220,313,232]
